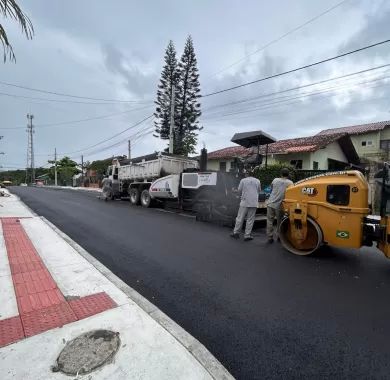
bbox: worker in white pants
[266,168,293,243]
[231,171,261,241]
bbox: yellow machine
[279,165,390,258]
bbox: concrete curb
[40,216,234,380]
[43,186,102,195]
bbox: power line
[204,93,389,125]
[78,125,155,159]
[202,70,390,119]
[0,80,152,103]
[202,79,390,122]
[0,105,154,130]
[208,0,349,79]
[203,77,390,120]
[202,38,390,97]
[56,114,153,156]
[203,63,390,113]
[36,105,153,128]
[0,91,153,105]
[65,122,155,160]
[72,121,154,157]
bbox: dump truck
[102,153,198,203]
[102,151,268,224]
[279,164,390,258]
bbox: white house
[207,133,359,171]
[318,120,390,162]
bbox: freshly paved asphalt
[11,187,390,379]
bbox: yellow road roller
[279,164,390,258]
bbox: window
[230,161,237,170]
[327,185,350,206]
[313,161,319,170]
[381,140,390,150]
[113,167,119,180]
[362,140,373,147]
[219,161,227,172]
[290,160,302,169]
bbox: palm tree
[0,0,34,62]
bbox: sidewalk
[0,190,232,379]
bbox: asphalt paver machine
[279,163,390,258]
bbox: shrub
[251,163,296,188]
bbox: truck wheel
[140,189,152,208]
[129,188,140,205]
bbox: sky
[1,0,390,170]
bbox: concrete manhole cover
[53,330,121,376]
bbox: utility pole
[128,140,131,159]
[169,84,175,154]
[26,114,35,184]
[54,148,58,186]
[81,155,84,187]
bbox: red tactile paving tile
[21,302,77,337]
[0,316,24,347]
[69,292,117,320]
[0,218,117,345]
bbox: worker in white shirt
[230,171,261,241]
[266,168,293,243]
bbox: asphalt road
[10,187,390,379]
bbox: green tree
[154,40,179,142]
[48,157,80,186]
[0,167,49,185]
[176,36,201,155]
[89,158,112,176]
[1,0,34,62]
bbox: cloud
[102,44,157,99]
[2,0,390,166]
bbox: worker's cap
[281,168,290,176]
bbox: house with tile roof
[207,133,359,171]
[318,120,390,162]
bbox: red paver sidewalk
[0,218,116,347]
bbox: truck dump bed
[118,154,198,181]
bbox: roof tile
[318,120,390,136]
[207,133,346,159]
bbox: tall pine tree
[154,40,179,142]
[176,36,201,155]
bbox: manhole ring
[53,330,121,376]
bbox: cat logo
[302,187,317,196]
[336,230,350,239]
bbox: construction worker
[230,170,261,241]
[267,168,293,243]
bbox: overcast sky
[1,0,390,169]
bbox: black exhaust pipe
[200,148,207,171]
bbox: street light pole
[54,148,58,186]
[81,155,84,187]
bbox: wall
[267,143,348,170]
[310,141,347,169]
[207,141,349,171]
[350,131,381,160]
[267,152,312,169]
[207,159,234,172]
